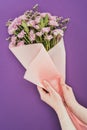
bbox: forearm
[55,103,76,130]
[70,101,87,124]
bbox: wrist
[55,103,76,130]
[54,101,65,114]
[69,100,79,112]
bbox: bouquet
[6,4,87,130]
[6,4,69,51]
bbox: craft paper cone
[9,38,65,80]
[9,43,42,70]
[48,38,66,80]
[9,42,61,88]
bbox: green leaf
[44,14,49,26]
[39,18,44,28]
[21,20,29,34]
[39,14,49,28]
[36,37,40,43]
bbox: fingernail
[42,80,48,86]
[43,80,47,84]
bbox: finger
[59,79,71,97]
[66,85,71,90]
[66,85,73,92]
[59,77,66,90]
[42,80,56,94]
[37,86,45,98]
[37,86,44,94]
[42,88,49,93]
[62,84,72,92]
[37,86,49,101]
[37,86,49,96]
[60,77,65,86]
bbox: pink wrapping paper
[9,38,87,129]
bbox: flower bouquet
[6,4,69,83]
[6,4,87,130]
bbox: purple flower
[11,35,16,44]
[17,41,24,46]
[49,16,57,21]
[45,35,53,41]
[15,18,22,26]
[29,30,35,42]
[8,23,18,35]
[49,20,59,26]
[19,15,27,20]
[36,32,43,37]
[53,29,64,36]
[34,25,40,30]
[35,16,41,24]
[18,30,26,38]
[9,36,16,47]
[8,27,17,35]
[9,42,15,48]
[27,20,36,26]
[40,12,51,18]
[8,18,22,35]
[42,27,50,33]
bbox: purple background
[0,0,87,130]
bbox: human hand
[37,80,64,112]
[37,79,77,130]
[60,78,87,125]
[60,77,78,110]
